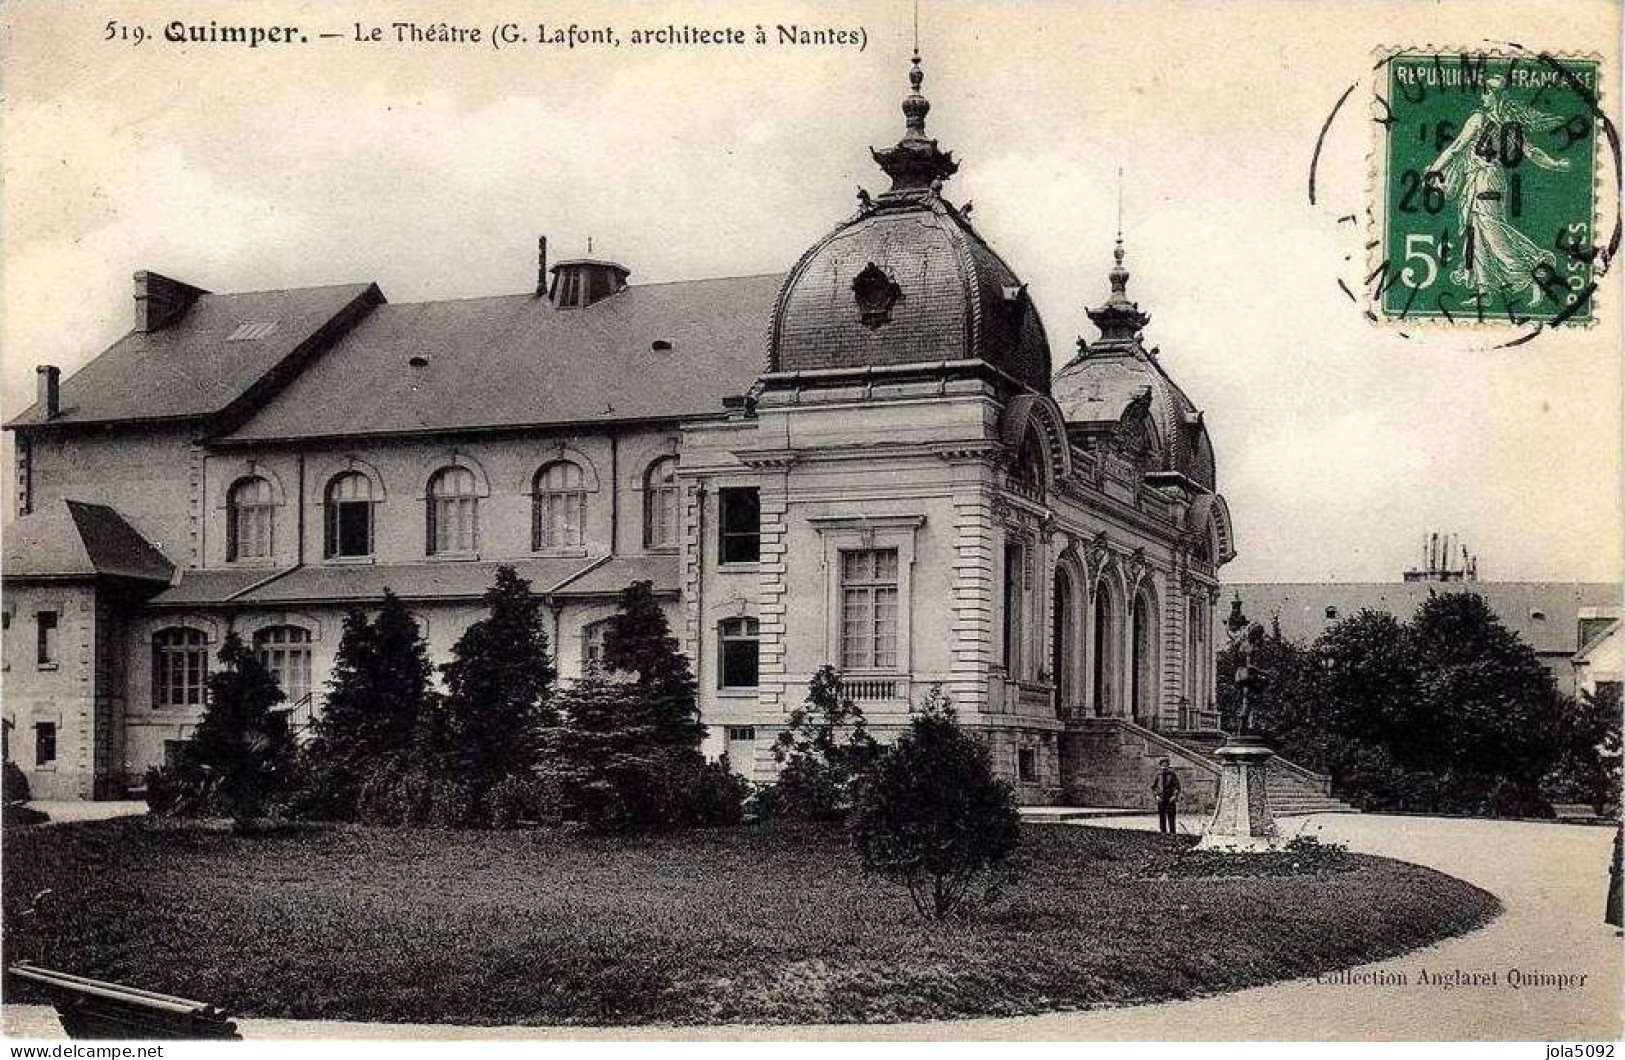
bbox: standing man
[1153,758,1181,834]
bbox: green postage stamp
[1373,51,1602,326]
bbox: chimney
[536,237,548,296]
[134,271,208,332]
[35,365,60,419]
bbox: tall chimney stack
[36,365,60,419]
[536,236,548,296]
[134,271,208,332]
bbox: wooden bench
[7,962,239,1040]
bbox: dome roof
[766,54,1052,394]
[1053,240,1215,491]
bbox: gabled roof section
[223,274,783,442]
[3,500,175,583]
[5,283,380,430]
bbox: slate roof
[149,557,605,607]
[224,274,783,442]
[1053,347,1216,490]
[768,194,1053,394]
[2,500,175,583]
[553,554,680,597]
[1227,581,1624,657]
[5,284,378,429]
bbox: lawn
[2,819,1499,1026]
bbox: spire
[871,50,959,194]
[1085,232,1151,347]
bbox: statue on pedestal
[1195,596,1280,851]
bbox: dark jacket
[1153,768,1181,804]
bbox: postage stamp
[1371,51,1602,326]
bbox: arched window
[227,476,275,561]
[428,466,479,555]
[153,627,209,708]
[1186,598,1208,725]
[643,457,679,550]
[532,461,585,550]
[1092,586,1116,716]
[1131,593,1156,726]
[1010,429,1046,496]
[325,472,374,558]
[1052,568,1078,711]
[719,617,760,689]
[254,625,312,705]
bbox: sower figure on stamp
[1153,758,1181,834]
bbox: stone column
[1195,739,1279,851]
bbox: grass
[2,818,1499,1026]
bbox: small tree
[1543,684,1623,815]
[545,582,738,832]
[602,580,705,747]
[850,689,1021,920]
[303,592,434,818]
[189,631,296,831]
[771,667,880,821]
[441,566,558,823]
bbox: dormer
[549,259,629,309]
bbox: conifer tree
[305,592,433,816]
[190,631,296,831]
[602,579,704,749]
[441,566,558,791]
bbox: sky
[1,0,1620,584]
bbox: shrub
[190,632,296,831]
[849,689,1022,920]
[488,773,547,830]
[771,667,881,822]
[657,752,748,829]
[3,761,31,805]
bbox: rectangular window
[36,611,58,667]
[1003,544,1024,673]
[1018,747,1038,783]
[34,722,56,767]
[718,487,760,564]
[839,549,899,671]
[328,500,372,558]
[429,497,478,555]
[2,611,10,672]
[581,621,610,677]
[725,726,756,774]
[719,617,760,689]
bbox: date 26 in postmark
[1373,51,1602,327]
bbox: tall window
[427,466,479,555]
[533,461,586,550]
[1093,589,1116,715]
[643,457,679,549]
[718,487,760,564]
[581,618,612,676]
[325,472,374,558]
[34,722,56,767]
[153,627,209,708]
[35,611,58,667]
[226,476,275,561]
[839,549,899,671]
[1131,594,1154,725]
[719,617,760,689]
[254,625,312,705]
[1003,544,1024,674]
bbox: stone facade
[2,53,1239,804]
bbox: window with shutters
[324,472,374,559]
[427,466,479,555]
[533,461,586,550]
[226,476,276,561]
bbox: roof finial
[903,49,929,138]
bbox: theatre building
[4,55,1325,812]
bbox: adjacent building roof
[150,557,616,607]
[5,284,378,429]
[1228,581,1624,657]
[553,554,680,597]
[223,274,782,442]
[2,500,175,583]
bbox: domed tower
[1054,237,1220,501]
[764,53,1052,394]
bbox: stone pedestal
[1195,736,1279,852]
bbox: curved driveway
[6,813,1621,1040]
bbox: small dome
[766,53,1052,394]
[1054,239,1214,491]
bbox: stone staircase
[1165,732,1358,816]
